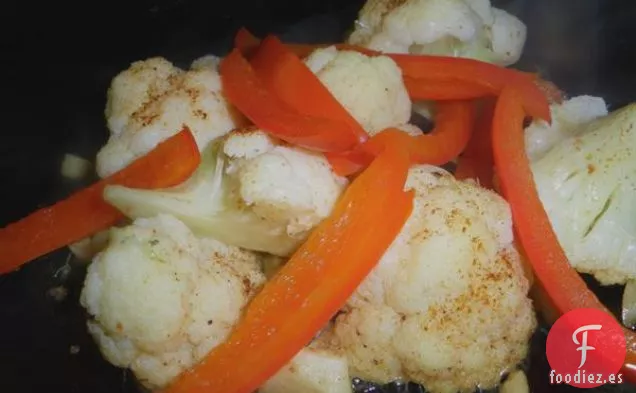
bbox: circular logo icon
[546,308,626,388]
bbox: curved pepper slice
[391,54,551,122]
[249,35,368,144]
[328,100,475,176]
[220,49,361,152]
[491,86,636,383]
[404,76,495,101]
[0,128,200,275]
[235,28,551,123]
[163,140,414,393]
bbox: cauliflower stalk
[529,99,636,285]
[100,47,420,257]
[80,214,265,389]
[347,0,526,66]
[96,57,246,178]
[103,131,347,256]
[318,166,536,393]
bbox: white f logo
[572,324,602,368]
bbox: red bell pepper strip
[234,27,262,57]
[163,139,414,393]
[454,98,496,188]
[327,100,475,176]
[220,49,361,152]
[0,128,200,275]
[404,76,495,101]
[491,86,636,383]
[536,78,565,104]
[391,54,551,122]
[235,28,551,123]
[249,35,368,144]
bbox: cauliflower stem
[104,140,301,256]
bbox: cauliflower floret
[261,347,351,393]
[224,130,348,237]
[530,102,636,285]
[80,214,265,389]
[489,8,527,66]
[68,229,110,261]
[319,166,536,393]
[305,46,411,135]
[348,0,526,66]
[191,54,221,71]
[96,57,245,178]
[104,131,347,256]
[525,95,608,161]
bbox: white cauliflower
[80,214,265,389]
[104,131,347,256]
[529,101,636,285]
[223,130,348,238]
[347,0,526,66]
[68,229,110,261]
[318,166,536,393]
[96,57,245,178]
[525,95,608,161]
[305,46,412,135]
[190,54,222,71]
[261,347,352,393]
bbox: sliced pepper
[163,140,414,393]
[454,98,496,188]
[391,54,551,122]
[404,76,495,101]
[220,49,361,152]
[0,129,200,274]
[491,86,636,383]
[535,78,565,104]
[234,27,262,57]
[327,100,475,176]
[249,35,368,144]
[236,28,551,123]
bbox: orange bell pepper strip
[220,48,361,152]
[390,54,551,122]
[454,98,496,188]
[249,35,368,144]
[234,27,261,56]
[163,141,414,393]
[536,78,565,104]
[235,28,551,123]
[0,128,200,275]
[404,76,494,101]
[327,100,475,176]
[491,86,636,383]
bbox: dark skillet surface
[1,0,636,392]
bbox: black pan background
[1,0,636,392]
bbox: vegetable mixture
[1,0,635,392]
